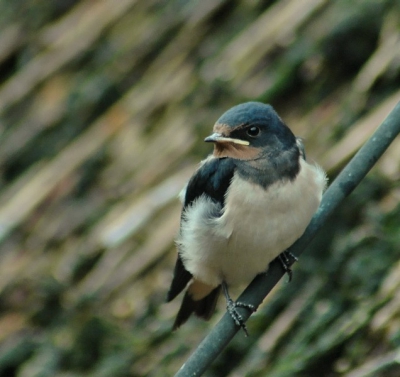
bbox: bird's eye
[246,126,260,137]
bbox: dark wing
[166,157,236,302]
[166,255,192,302]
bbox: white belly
[179,159,326,287]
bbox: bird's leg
[222,281,256,337]
[278,250,298,282]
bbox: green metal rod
[175,101,400,377]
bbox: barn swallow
[166,102,326,335]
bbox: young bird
[167,102,326,334]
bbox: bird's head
[205,102,298,161]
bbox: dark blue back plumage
[184,157,236,209]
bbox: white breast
[178,159,326,287]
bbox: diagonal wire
[175,101,400,377]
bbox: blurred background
[0,0,399,376]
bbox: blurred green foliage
[0,0,399,376]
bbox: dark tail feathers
[173,285,221,330]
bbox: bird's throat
[213,142,260,160]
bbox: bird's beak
[204,133,249,146]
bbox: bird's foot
[222,282,256,336]
[278,250,298,282]
[226,298,256,337]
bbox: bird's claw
[278,250,298,282]
[226,298,256,337]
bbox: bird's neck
[235,147,300,189]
